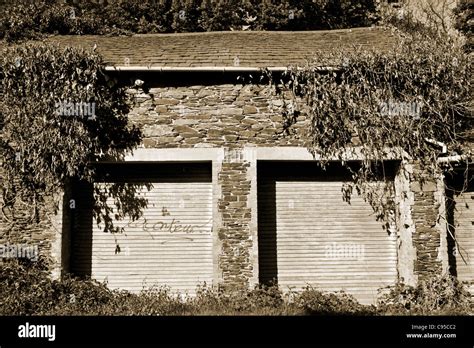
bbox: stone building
[1,27,472,304]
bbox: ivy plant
[268,30,472,222]
[1,43,147,234]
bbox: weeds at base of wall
[0,260,471,316]
[377,275,473,315]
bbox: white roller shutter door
[72,163,213,294]
[452,178,474,285]
[258,162,398,304]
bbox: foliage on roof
[0,0,379,42]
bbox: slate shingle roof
[36,27,397,68]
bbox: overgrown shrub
[0,0,380,42]
[103,0,171,34]
[0,259,56,315]
[295,286,376,315]
[1,42,146,234]
[0,0,106,42]
[1,261,471,315]
[51,276,117,315]
[377,274,473,315]
[0,260,116,315]
[108,287,190,316]
[190,283,298,315]
[270,27,472,222]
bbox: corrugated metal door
[71,163,213,293]
[258,162,398,304]
[451,177,474,284]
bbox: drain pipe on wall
[437,154,470,163]
[424,138,471,164]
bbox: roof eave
[104,66,340,72]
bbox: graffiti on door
[124,206,212,242]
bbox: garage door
[449,174,474,285]
[258,162,398,304]
[71,163,214,293]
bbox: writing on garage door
[71,162,214,294]
[125,211,212,235]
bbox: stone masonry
[410,165,443,281]
[0,81,450,288]
[218,161,253,289]
[127,84,311,149]
[126,83,307,288]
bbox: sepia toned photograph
[0,0,472,346]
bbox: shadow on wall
[446,169,474,279]
[70,181,93,278]
[258,177,278,284]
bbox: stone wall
[410,165,445,280]
[127,84,311,149]
[0,192,59,270]
[126,83,453,288]
[217,161,253,288]
[0,81,454,289]
[127,83,309,288]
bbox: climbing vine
[268,30,472,223]
[1,43,147,234]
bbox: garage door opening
[70,162,213,294]
[257,161,398,304]
[446,170,474,288]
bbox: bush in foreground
[377,275,473,315]
[0,260,471,315]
